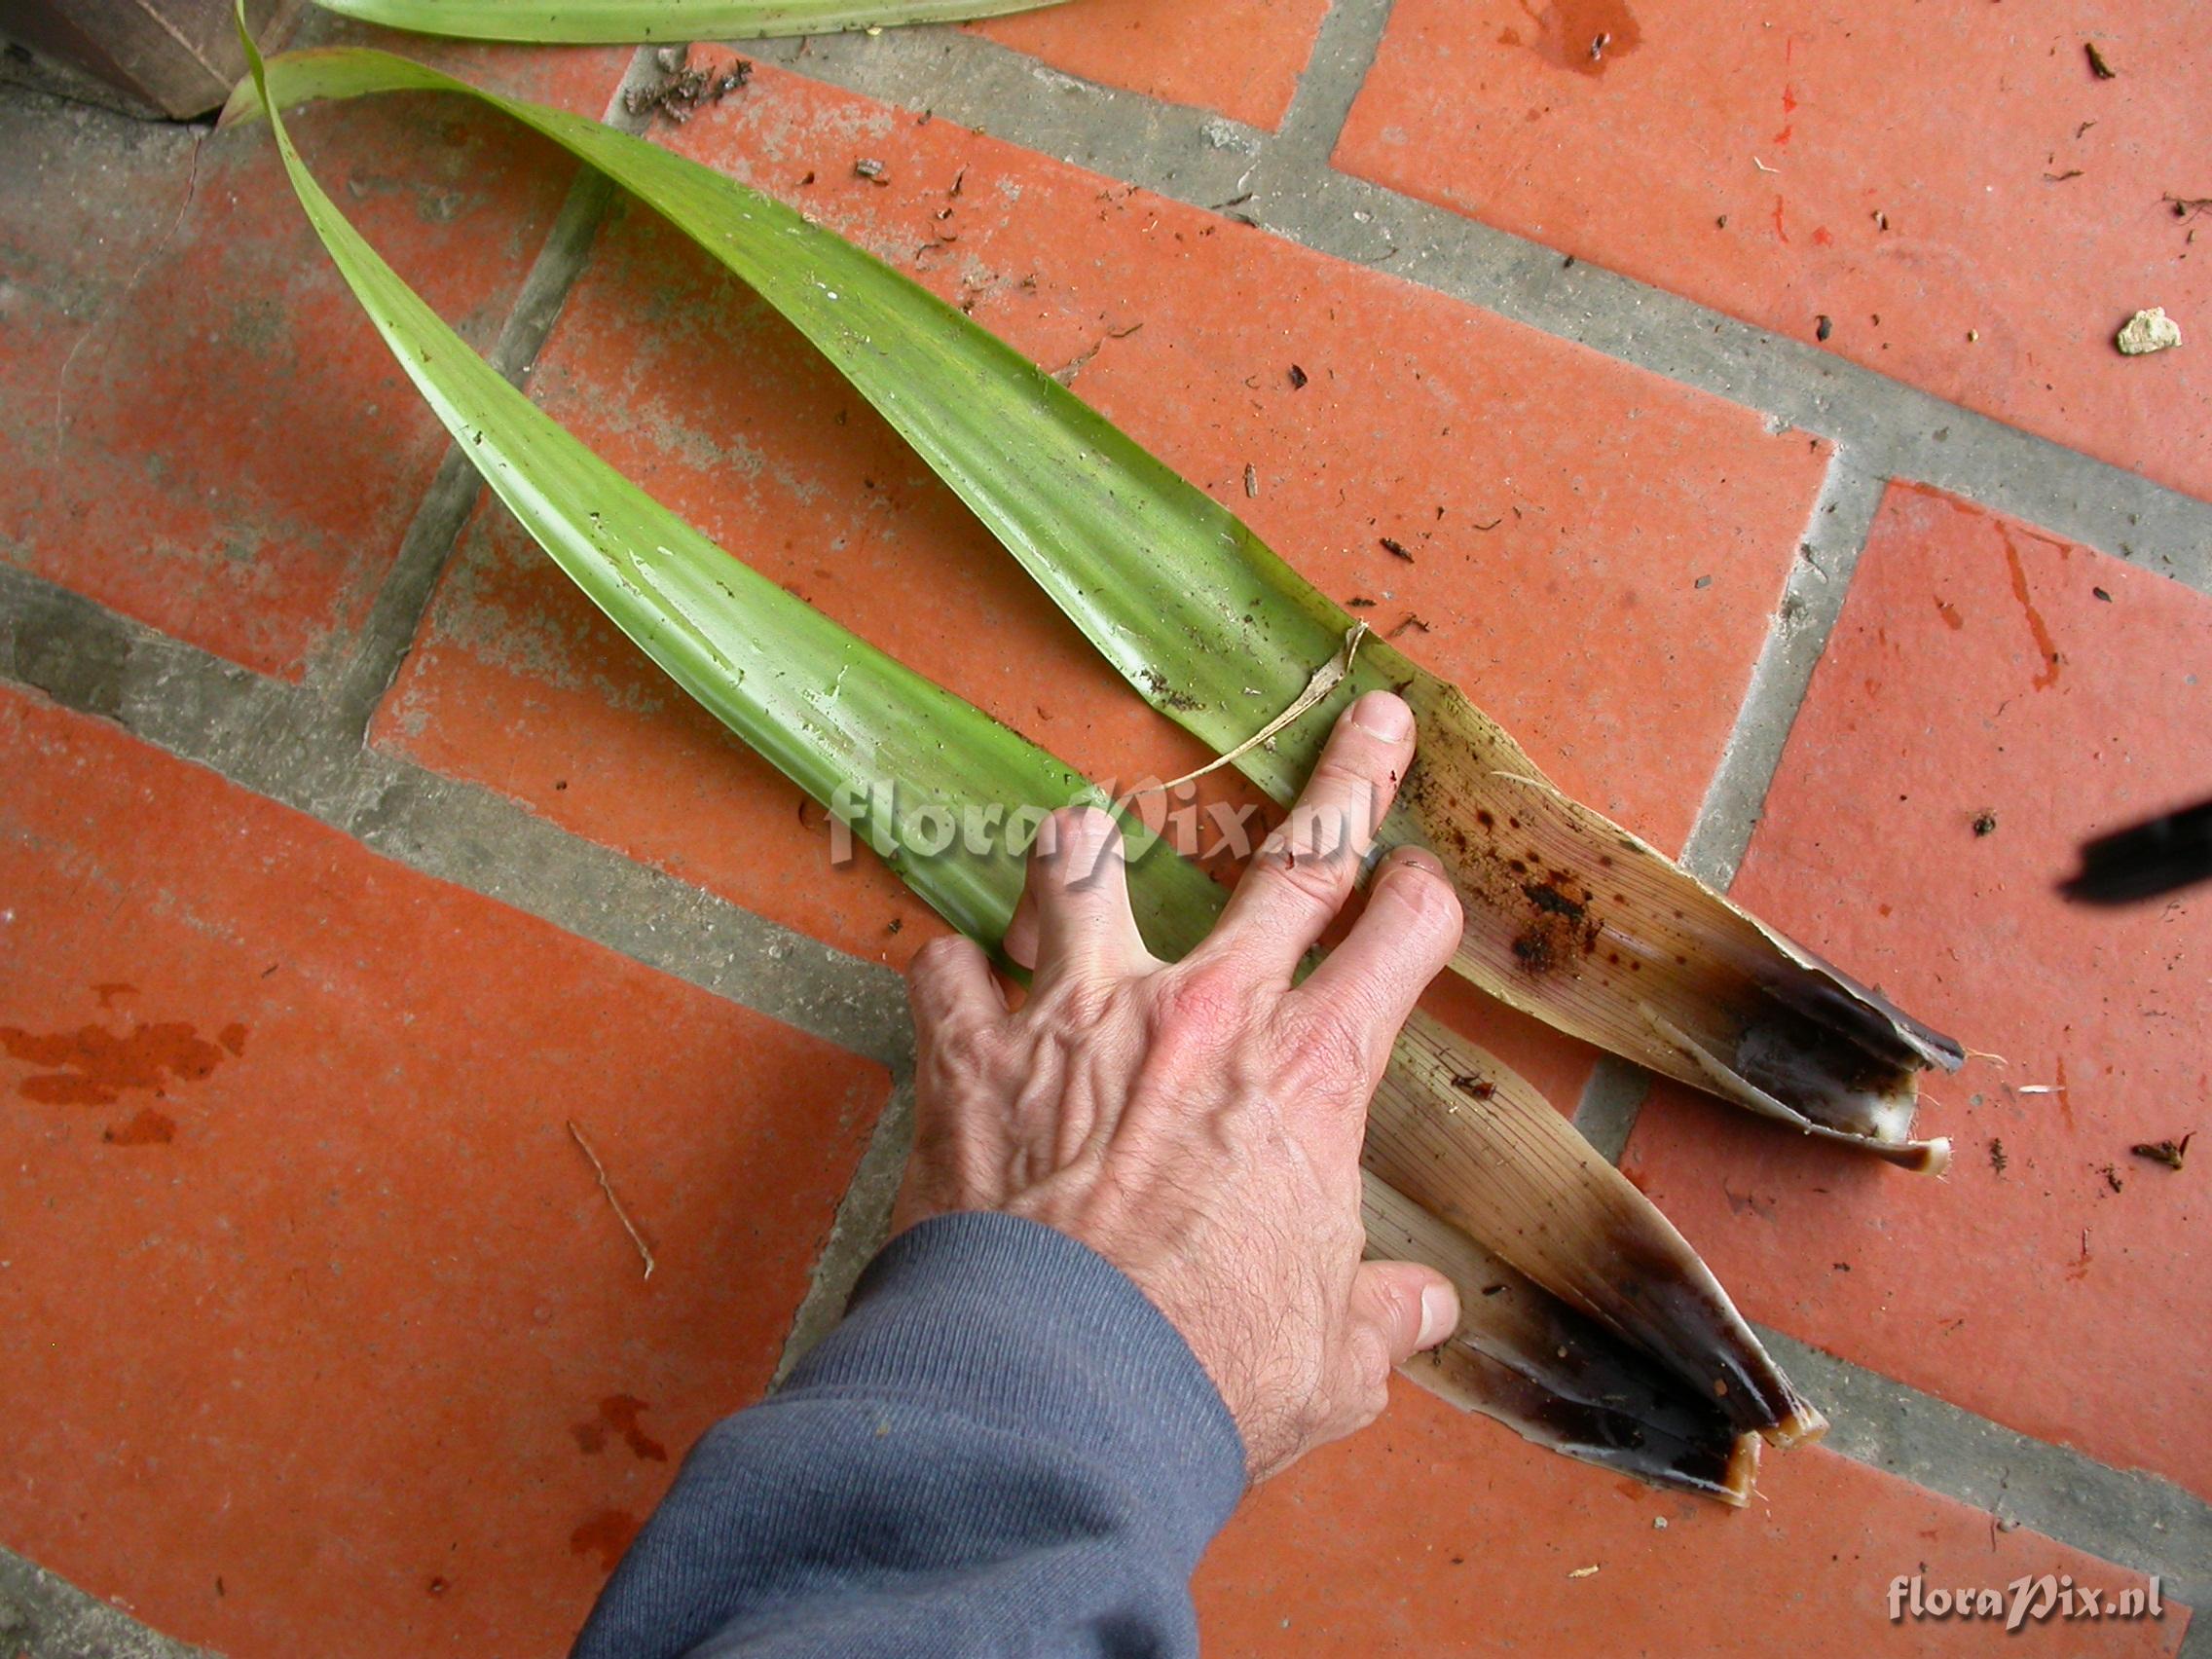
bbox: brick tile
[0,28,631,680]
[377,60,1827,985]
[1623,484,2212,1497]
[0,688,887,1659]
[965,0,1329,131]
[1197,1376,2187,1654]
[1337,0,2212,502]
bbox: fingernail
[1417,1281,1458,1348]
[1350,690,1412,740]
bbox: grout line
[0,1545,216,1659]
[1759,1326,2212,1609]
[1568,1053,1650,1166]
[1263,0,1396,169]
[774,1073,917,1384]
[310,50,657,735]
[745,30,1259,211]
[743,24,2212,593]
[0,562,913,1071]
[1678,449,1886,889]
[1580,457,1885,1161]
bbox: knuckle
[1277,1003,1373,1095]
[923,1017,999,1082]
[1251,834,1353,915]
[1149,961,1247,1041]
[906,933,975,986]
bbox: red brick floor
[1337,0,2212,504]
[1624,482,2212,1500]
[1,7,2203,1657]
[0,688,887,1659]
[968,0,1329,129]
[1198,1379,2181,1656]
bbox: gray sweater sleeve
[570,1211,1248,1659]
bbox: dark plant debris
[1988,1137,2008,1175]
[2099,1163,2123,1194]
[2165,195,2212,222]
[1451,1074,1497,1100]
[1287,363,1309,389]
[624,57,751,123]
[1816,313,1833,342]
[2130,1133,2194,1171]
[1379,536,1415,562]
[2093,586,2113,603]
[1386,613,1432,640]
[1972,811,1998,837]
[1346,596,1377,608]
[2084,41,2117,79]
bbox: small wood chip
[1567,1565,1601,1579]
[1243,462,1259,498]
[568,1120,655,1280]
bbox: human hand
[894,691,1465,1482]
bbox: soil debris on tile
[2083,40,2118,79]
[2129,1132,2194,1170]
[2099,1162,2124,1194]
[2115,308,2182,355]
[623,55,751,123]
[1379,535,1414,561]
[1988,1137,2008,1175]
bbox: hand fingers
[903,933,1006,1041]
[1198,692,1417,983]
[1295,845,1462,1050]
[1347,1258,1459,1373]
[1020,805,1153,989]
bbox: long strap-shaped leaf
[231,38,1821,1498]
[227,45,1960,1169]
[310,0,1065,43]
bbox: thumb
[1348,1259,1460,1368]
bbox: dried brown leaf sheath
[1369,1013,1823,1448]
[1388,686,1963,1170]
[1363,1175,1762,1502]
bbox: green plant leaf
[231,36,1822,1497]
[310,0,1066,43]
[227,42,1962,1170]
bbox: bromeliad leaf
[230,38,1818,1499]
[225,44,1962,1166]
[309,0,1067,43]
